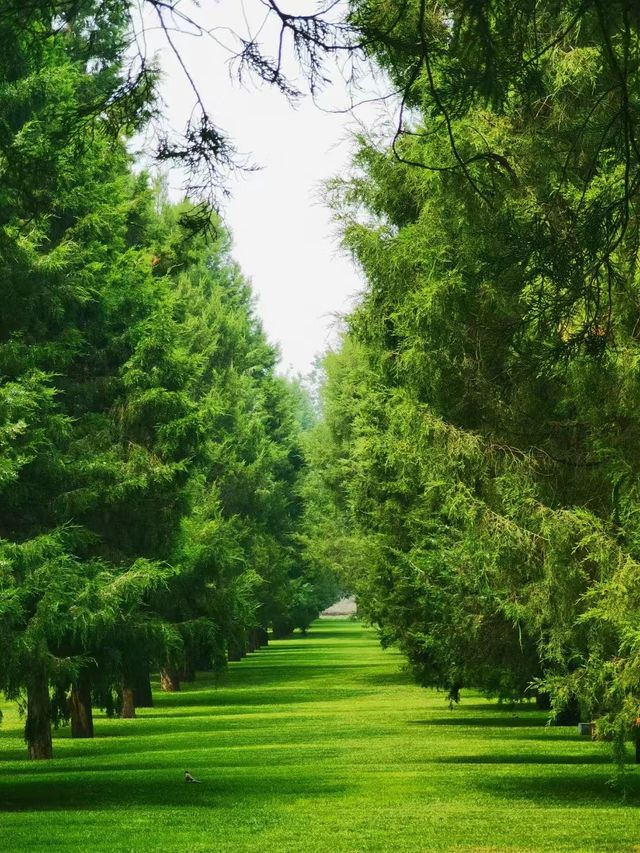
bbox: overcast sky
[137,1,386,376]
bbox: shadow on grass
[519,731,585,743]
[151,684,373,711]
[434,753,612,766]
[456,702,543,714]
[0,773,349,812]
[0,746,25,762]
[476,770,640,806]
[288,628,368,642]
[408,716,545,728]
[159,662,375,696]
[357,670,411,687]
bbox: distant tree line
[0,1,338,759]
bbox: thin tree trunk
[121,686,136,718]
[635,723,640,764]
[160,668,180,692]
[69,672,94,738]
[26,667,53,760]
[133,667,153,708]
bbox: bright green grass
[1,620,639,852]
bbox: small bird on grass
[184,770,201,783]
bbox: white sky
[136,1,388,376]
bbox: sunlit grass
[1,621,638,852]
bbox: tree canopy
[0,0,339,758]
[4,0,640,775]
[300,0,640,769]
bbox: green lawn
[1,620,639,852]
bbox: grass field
[1,620,639,852]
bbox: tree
[305,3,640,766]
[0,3,193,754]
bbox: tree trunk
[121,686,136,718]
[69,672,94,738]
[535,692,551,711]
[160,668,180,692]
[133,668,153,708]
[196,651,213,672]
[635,722,640,764]
[180,662,196,683]
[555,695,581,726]
[256,627,269,647]
[227,635,244,662]
[249,630,261,652]
[26,668,53,760]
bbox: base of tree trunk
[535,692,551,711]
[180,663,196,682]
[160,668,181,692]
[26,669,53,760]
[256,627,269,647]
[227,636,246,662]
[27,739,53,759]
[121,686,136,718]
[271,621,293,640]
[133,671,154,708]
[554,696,581,726]
[70,674,94,738]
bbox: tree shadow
[166,661,372,695]
[0,744,26,762]
[289,628,368,642]
[519,731,585,743]
[456,702,543,714]
[408,716,544,728]
[151,684,371,711]
[476,770,640,806]
[0,772,349,812]
[433,753,611,766]
[358,670,411,687]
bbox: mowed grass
[1,621,639,852]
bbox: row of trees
[305,1,640,763]
[0,1,338,759]
[7,0,640,768]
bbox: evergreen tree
[306,1,640,764]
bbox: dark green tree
[303,2,640,767]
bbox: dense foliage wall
[0,1,338,758]
[305,0,640,762]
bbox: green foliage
[0,3,339,756]
[299,1,640,771]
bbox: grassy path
[1,620,639,852]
